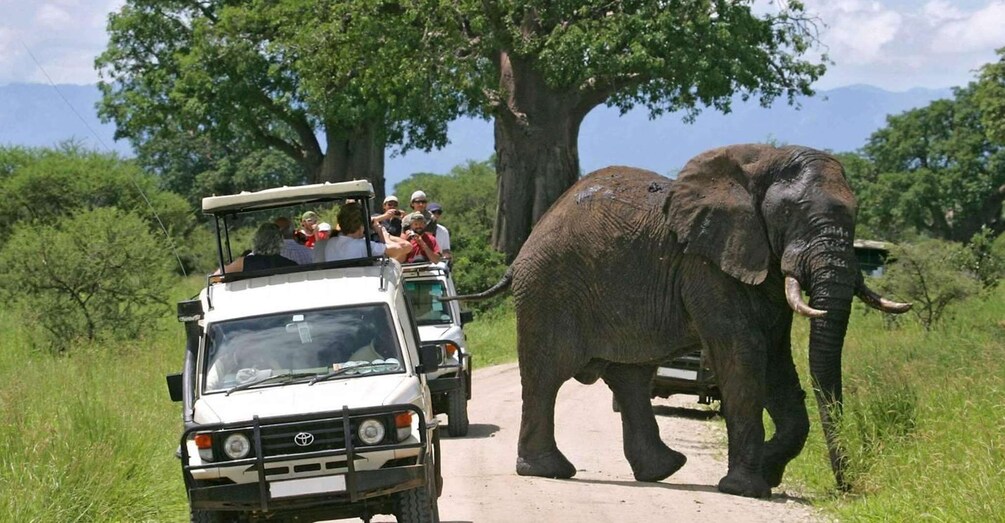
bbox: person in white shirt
[427,202,452,263]
[322,202,410,262]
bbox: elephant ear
[665,151,770,285]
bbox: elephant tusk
[785,276,827,319]
[856,280,912,314]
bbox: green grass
[464,298,517,368]
[782,287,1005,521]
[0,279,202,522]
[2,276,1001,521]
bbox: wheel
[446,387,469,437]
[392,455,439,523]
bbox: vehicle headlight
[222,433,252,459]
[357,418,386,445]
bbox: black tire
[446,387,469,437]
[191,510,236,523]
[392,458,439,523]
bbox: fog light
[223,433,251,459]
[357,418,386,445]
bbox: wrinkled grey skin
[449,144,899,498]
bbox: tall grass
[463,298,517,369]
[783,286,1005,521]
[0,280,201,522]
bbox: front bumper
[427,352,471,398]
[181,403,431,513]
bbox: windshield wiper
[308,362,397,386]
[225,371,318,396]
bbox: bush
[0,144,199,274]
[877,239,982,330]
[0,207,174,351]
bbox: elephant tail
[439,267,513,301]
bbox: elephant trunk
[805,246,856,491]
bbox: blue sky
[1,0,1003,91]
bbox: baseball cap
[318,222,332,232]
[403,211,426,228]
[410,190,427,202]
[383,195,399,204]
[428,202,442,213]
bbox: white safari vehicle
[401,262,473,437]
[167,181,446,523]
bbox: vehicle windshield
[404,279,452,326]
[202,304,403,394]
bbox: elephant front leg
[603,362,686,482]
[762,327,810,487]
[706,338,773,498]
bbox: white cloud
[36,4,74,30]
[930,2,1005,53]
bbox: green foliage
[975,47,1005,144]
[0,144,205,273]
[0,207,173,351]
[394,160,509,309]
[853,82,1005,243]
[953,227,1005,290]
[876,239,982,330]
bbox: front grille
[258,418,355,457]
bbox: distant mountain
[0,82,953,188]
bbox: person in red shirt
[402,212,441,263]
[298,211,320,248]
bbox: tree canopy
[97,0,463,200]
[848,83,1005,243]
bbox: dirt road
[373,363,823,522]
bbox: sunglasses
[412,200,427,204]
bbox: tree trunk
[492,52,590,259]
[316,122,387,202]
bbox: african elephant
[446,144,910,498]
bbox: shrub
[0,207,173,351]
[876,239,982,330]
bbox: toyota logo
[294,432,315,447]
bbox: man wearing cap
[427,202,452,263]
[298,211,321,248]
[401,212,441,263]
[375,195,405,236]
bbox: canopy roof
[202,180,374,214]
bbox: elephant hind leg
[603,362,686,482]
[516,355,577,479]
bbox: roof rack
[202,180,373,215]
[401,261,450,276]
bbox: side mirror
[459,311,474,325]
[177,299,204,323]
[166,373,184,402]
[417,342,442,373]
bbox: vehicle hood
[418,324,465,346]
[193,374,423,425]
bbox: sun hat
[301,211,319,222]
[383,195,399,204]
[410,190,427,202]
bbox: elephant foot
[630,446,687,482]
[761,459,787,488]
[516,450,576,479]
[717,471,771,498]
